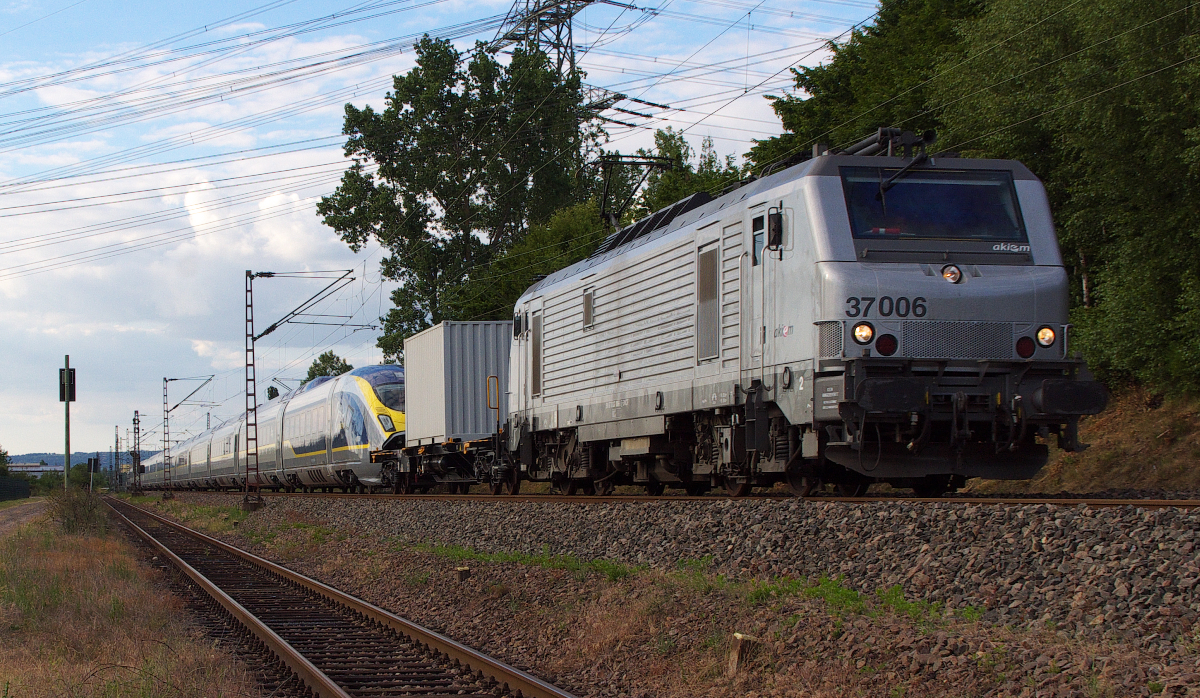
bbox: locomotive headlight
[1036,326,1056,347]
[852,322,874,345]
[378,414,395,432]
[941,264,962,284]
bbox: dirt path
[0,499,47,538]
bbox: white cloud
[190,339,243,370]
[0,1,869,454]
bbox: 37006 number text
[845,296,926,318]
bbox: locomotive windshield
[841,168,1027,242]
[353,365,405,412]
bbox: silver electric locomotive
[498,129,1106,496]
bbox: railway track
[105,497,577,698]
[169,490,1200,509]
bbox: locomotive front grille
[901,321,1012,359]
[817,321,844,357]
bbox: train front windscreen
[841,167,1028,242]
[355,365,405,412]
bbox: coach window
[582,288,595,329]
[752,215,765,266]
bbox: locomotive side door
[523,298,544,428]
[744,208,767,379]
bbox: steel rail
[218,491,1200,509]
[107,497,578,698]
[107,499,351,698]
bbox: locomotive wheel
[593,479,614,496]
[725,477,752,498]
[644,481,665,496]
[564,480,580,496]
[835,479,870,497]
[489,469,521,496]
[786,468,820,497]
[912,476,952,498]
[684,482,708,496]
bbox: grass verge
[0,497,43,513]
[122,494,249,534]
[404,541,641,581]
[0,510,259,696]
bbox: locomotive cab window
[751,215,765,266]
[356,365,405,412]
[842,168,1027,242]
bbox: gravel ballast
[180,493,1200,646]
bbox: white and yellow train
[140,365,406,492]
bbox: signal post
[59,355,75,490]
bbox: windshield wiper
[875,151,929,201]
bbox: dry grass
[123,494,249,535]
[0,497,43,513]
[968,386,1200,494]
[47,488,110,534]
[0,518,261,697]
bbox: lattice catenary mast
[245,270,261,503]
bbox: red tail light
[875,334,898,356]
[1016,336,1035,358]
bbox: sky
[0,0,877,457]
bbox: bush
[46,489,108,534]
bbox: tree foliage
[305,351,353,383]
[634,128,743,217]
[447,200,607,322]
[319,37,593,360]
[748,0,981,168]
[930,0,1200,389]
[442,130,743,325]
[750,0,1200,392]
[0,445,8,477]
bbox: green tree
[747,0,981,169]
[448,200,608,321]
[634,128,743,218]
[305,351,353,384]
[0,445,9,477]
[319,37,594,360]
[931,0,1200,389]
[32,470,61,495]
[266,385,279,400]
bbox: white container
[404,321,513,445]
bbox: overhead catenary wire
[0,0,864,436]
